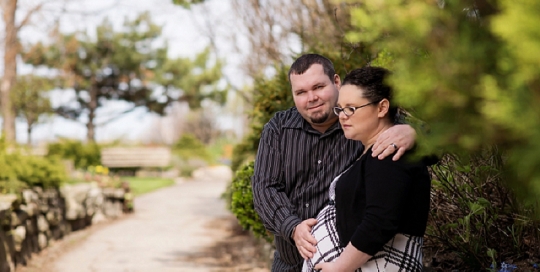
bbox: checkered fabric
[302,175,424,272]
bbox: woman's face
[336,85,382,142]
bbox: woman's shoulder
[363,147,427,172]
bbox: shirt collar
[284,107,342,136]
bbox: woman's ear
[378,99,390,118]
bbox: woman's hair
[342,66,400,123]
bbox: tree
[23,12,225,142]
[0,0,45,144]
[11,75,54,146]
[338,0,540,269]
[153,47,226,109]
[340,0,540,200]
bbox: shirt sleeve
[349,155,412,255]
[251,121,301,244]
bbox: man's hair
[288,54,336,83]
[342,66,399,123]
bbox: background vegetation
[1,0,539,270]
[206,0,540,271]
[123,177,175,196]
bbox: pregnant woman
[302,66,431,272]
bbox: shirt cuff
[281,215,302,245]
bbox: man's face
[290,64,340,129]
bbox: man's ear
[378,99,390,117]
[334,74,341,89]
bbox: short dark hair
[288,54,336,83]
[342,66,399,123]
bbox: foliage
[11,75,54,144]
[173,133,212,162]
[171,0,206,9]
[0,141,67,193]
[153,47,227,110]
[426,148,539,270]
[231,65,292,171]
[228,161,272,242]
[47,139,101,170]
[23,12,225,142]
[11,155,67,188]
[341,0,540,202]
[173,133,213,177]
[122,177,175,196]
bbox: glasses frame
[333,100,381,117]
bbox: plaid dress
[302,172,424,272]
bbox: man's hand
[372,124,416,161]
[292,218,318,259]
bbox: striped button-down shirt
[252,107,363,272]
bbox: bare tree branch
[16,2,45,31]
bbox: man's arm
[371,124,416,161]
[251,124,302,244]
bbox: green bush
[425,147,540,270]
[12,154,66,188]
[229,161,272,242]
[47,139,101,169]
[173,133,212,162]
[0,151,67,193]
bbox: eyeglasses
[333,100,381,117]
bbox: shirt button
[305,203,309,208]
[317,160,321,164]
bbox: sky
[13,0,244,145]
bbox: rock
[38,233,48,250]
[37,215,49,232]
[12,225,26,252]
[91,211,107,224]
[0,194,17,211]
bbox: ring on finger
[390,143,398,149]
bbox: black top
[252,107,364,271]
[335,146,431,256]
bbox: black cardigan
[334,147,431,256]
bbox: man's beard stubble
[310,111,330,124]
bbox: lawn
[123,177,175,196]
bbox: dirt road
[19,166,270,272]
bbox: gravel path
[17,166,269,272]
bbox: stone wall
[0,184,130,272]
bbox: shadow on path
[173,215,270,272]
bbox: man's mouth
[308,104,323,110]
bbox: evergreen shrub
[47,139,101,170]
[229,161,272,242]
[425,147,540,271]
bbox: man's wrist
[291,224,297,239]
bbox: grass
[122,177,175,196]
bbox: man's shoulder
[265,107,303,129]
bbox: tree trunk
[86,82,97,142]
[26,122,32,146]
[1,0,18,144]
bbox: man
[251,54,417,271]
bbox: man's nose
[307,91,318,101]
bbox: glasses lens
[343,107,355,116]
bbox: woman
[302,67,431,272]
